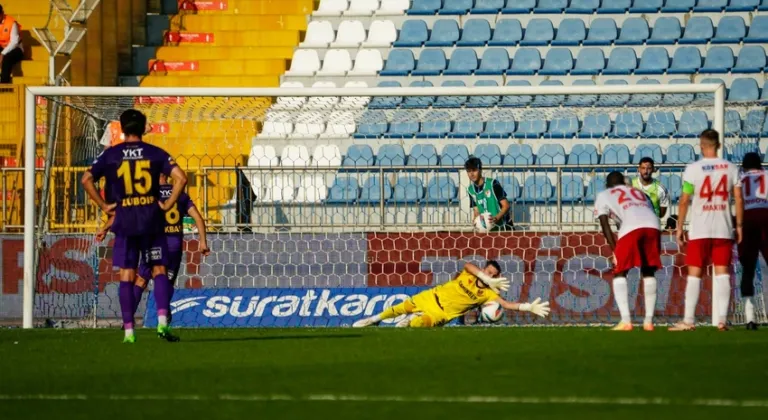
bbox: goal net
[9,83,767,328]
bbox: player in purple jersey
[82,109,187,343]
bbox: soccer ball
[479,301,504,323]
[474,212,494,233]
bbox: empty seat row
[328,175,459,203]
[408,0,768,15]
[315,0,409,16]
[301,20,397,48]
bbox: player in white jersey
[670,130,744,331]
[738,152,768,330]
[595,172,662,331]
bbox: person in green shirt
[465,157,511,231]
[629,157,669,218]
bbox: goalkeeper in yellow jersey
[352,260,550,328]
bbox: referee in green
[629,157,669,218]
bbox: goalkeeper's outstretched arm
[494,297,550,318]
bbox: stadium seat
[514,113,548,138]
[474,144,503,166]
[712,16,746,44]
[729,142,762,163]
[547,115,579,138]
[635,48,670,75]
[728,78,760,102]
[380,50,415,76]
[659,174,682,203]
[321,111,356,138]
[488,19,523,46]
[412,49,446,76]
[567,0,600,13]
[504,144,534,166]
[521,19,554,46]
[584,19,618,46]
[467,80,500,107]
[434,80,467,107]
[314,0,348,16]
[679,17,714,44]
[727,0,760,11]
[762,81,768,102]
[502,0,535,13]
[293,112,326,138]
[377,144,407,166]
[386,110,420,138]
[633,144,664,164]
[599,0,631,13]
[354,110,388,138]
[725,110,742,136]
[630,0,663,12]
[281,145,311,167]
[560,174,585,203]
[647,17,681,45]
[472,0,505,13]
[662,79,694,106]
[603,48,637,75]
[499,174,521,201]
[539,49,573,76]
[642,111,676,138]
[378,0,410,15]
[301,21,335,47]
[418,110,453,137]
[628,79,662,107]
[444,49,478,75]
[392,176,424,203]
[426,20,460,46]
[571,48,605,75]
[402,81,435,109]
[612,112,643,138]
[522,176,554,202]
[363,20,397,47]
[745,16,768,44]
[338,81,371,109]
[345,0,379,15]
[327,176,359,204]
[285,50,320,76]
[616,18,649,45]
[568,144,599,165]
[579,113,611,138]
[666,144,696,164]
[692,77,724,106]
[440,0,473,14]
[732,46,767,73]
[259,114,293,139]
[369,81,402,108]
[662,0,695,12]
[567,80,598,106]
[597,80,630,106]
[440,144,470,167]
[449,110,484,138]
[425,176,458,203]
[273,82,306,110]
[694,0,727,11]
[408,144,439,166]
[537,144,567,166]
[532,80,565,107]
[585,174,607,202]
[535,0,568,13]
[348,49,383,76]
[304,81,338,110]
[601,144,631,166]
[394,20,428,47]
[262,175,296,203]
[699,46,734,74]
[743,110,767,137]
[667,47,702,74]
[333,20,366,47]
[359,176,393,204]
[507,48,541,75]
[296,175,327,203]
[408,0,442,15]
[476,48,510,75]
[458,19,491,46]
[248,145,279,167]
[481,109,516,137]
[316,49,352,76]
[676,110,710,137]
[552,19,587,46]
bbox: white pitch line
[0,394,767,408]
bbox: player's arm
[598,215,616,251]
[187,205,211,256]
[469,194,479,221]
[494,297,550,318]
[733,184,744,245]
[81,169,115,215]
[464,263,509,293]
[159,166,188,211]
[658,185,669,218]
[95,214,115,242]
[676,188,692,247]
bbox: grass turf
[1,327,768,419]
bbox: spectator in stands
[0,5,23,84]
[465,156,512,231]
[629,157,669,218]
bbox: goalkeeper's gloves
[476,271,510,293]
[518,298,550,318]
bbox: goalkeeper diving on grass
[352,260,550,328]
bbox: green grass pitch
[1,328,768,419]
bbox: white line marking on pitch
[0,394,767,408]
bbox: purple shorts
[112,234,168,270]
[138,249,183,283]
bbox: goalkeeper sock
[745,297,755,324]
[118,281,135,333]
[153,273,172,327]
[373,300,415,322]
[643,277,657,324]
[683,276,701,325]
[714,274,731,324]
[613,277,631,324]
[132,284,144,314]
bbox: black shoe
[157,326,181,342]
[746,321,758,331]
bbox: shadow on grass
[186,333,363,343]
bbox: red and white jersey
[682,158,740,240]
[741,170,768,211]
[594,185,660,239]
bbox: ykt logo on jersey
[160,189,172,198]
[122,148,144,160]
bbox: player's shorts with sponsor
[138,248,182,282]
[613,228,662,274]
[410,290,451,327]
[112,234,168,270]
[738,208,768,261]
[685,238,734,268]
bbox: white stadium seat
[332,20,366,47]
[345,0,379,15]
[314,0,349,16]
[362,20,397,47]
[300,21,335,48]
[347,49,383,76]
[273,82,306,110]
[280,145,311,167]
[321,111,357,138]
[263,175,296,203]
[312,144,342,167]
[293,112,327,139]
[285,50,320,77]
[376,0,408,15]
[337,81,370,109]
[296,175,328,203]
[305,81,340,109]
[257,121,292,139]
[247,145,279,167]
[316,49,352,76]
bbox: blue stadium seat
[467,80,500,107]
[412,49,446,76]
[426,20,460,46]
[712,16,746,44]
[600,0,631,12]
[425,176,458,203]
[601,144,631,166]
[659,174,682,203]
[408,0,442,15]
[597,80,630,106]
[359,176,393,204]
[568,144,599,165]
[504,144,534,166]
[507,48,541,75]
[727,0,760,11]
[643,111,676,137]
[500,80,532,107]
[368,81,402,109]
[732,46,767,73]
[679,16,714,44]
[603,47,637,75]
[418,110,452,138]
[380,50,414,76]
[440,144,470,167]
[522,176,554,202]
[728,78,760,102]
[560,174,586,203]
[585,174,607,202]
[499,174,521,201]
[532,80,565,107]
[762,81,768,102]
[613,111,643,138]
[407,144,439,166]
[327,176,359,204]
[743,110,767,137]
[666,144,696,164]
[521,19,554,46]
[343,145,375,167]
[761,0,768,11]
[663,79,694,106]
[676,110,710,137]
[377,144,407,167]
[449,110,484,138]
[568,0,600,13]
[694,0,727,11]
[502,0,536,13]
[488,19,523,46]
[474,144,503,166]
[440,0,473,14]
[662,0,695,12]
[700,46,734,73]
[633,144,664,164]
[539,49,573,75]
[629,0,663,13]
[692,77,724,105]
[476,48,510,75]
[434,80,466,108]
[392,176,424,203]
[354,110,388,138]
[481,109,516,137]
[647,17,681,45]
[579,113,612,138]
[628,79,662,107]
[725,110,742,136]
[402,81,434,108]
[547,115,580,138]
[514,113,548,138]
[635,47,670,75]
[394,21,428,47]
[472,0,505,13]
[745,16,768,44]
[571,48,605,75]
[668,47,702,74]
[552,19,586,46]
[584,19,618,46]
[386,110,420,138]
[567,80,598,106]
[728,142,762,163]
[615,18,649,45]
[457,19,491,46]
[535,0,568,13]
[444,49,478,75]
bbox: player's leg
[712,239,734,331]
[407,309,448,328]
[640,267,658,331]
[142,235,178,341]
[352,298,418,327]
[611,232,636,331]
[670,239,707,331]
[164,250,184,324]
[640,229,662,331]
[113,236,140,343]
[133,259,152,315]
[738,230,760,329]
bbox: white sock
[371,314,383,322]
[684,276,701,325]
[745,297,756,324]
[124,328,134,338]
[158,315,168,327]
[714,274,731,325]
[613,277,631,324]
[643,277,657,324]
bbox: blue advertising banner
[145,287,427,328]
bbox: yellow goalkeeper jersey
[414,270,500,320]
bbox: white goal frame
[22,83,727,328]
